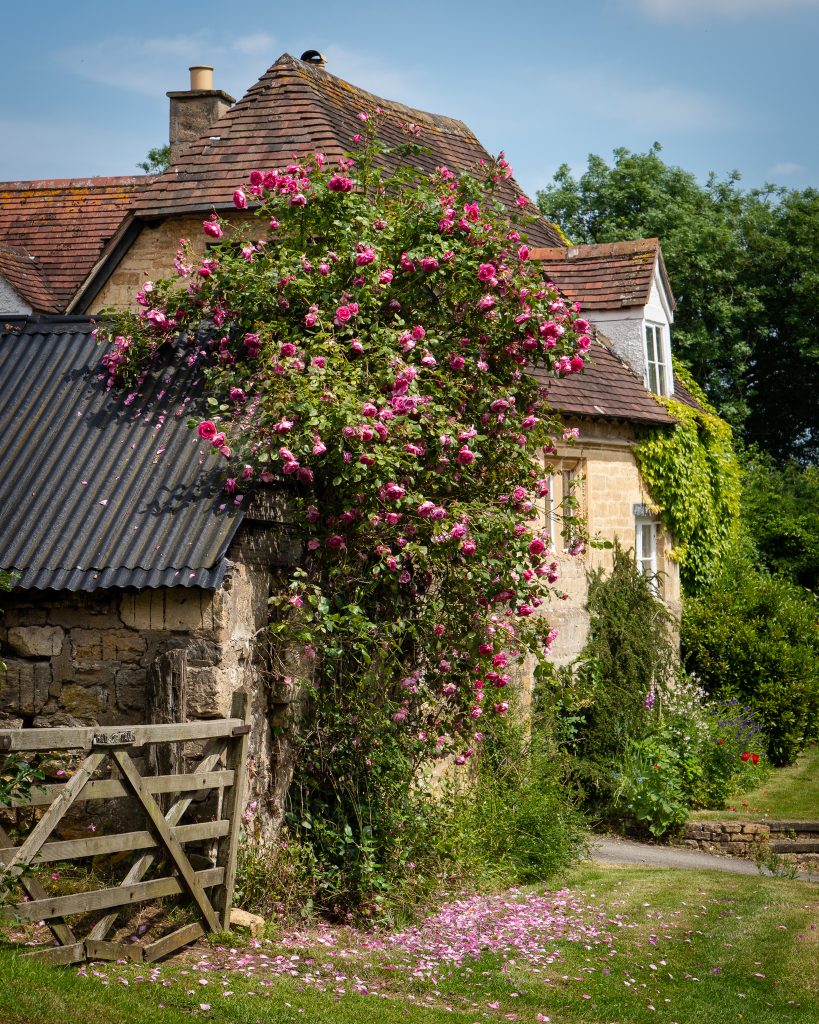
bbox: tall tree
[537,146,818,463]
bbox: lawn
[0,864,816,1024]
[690,743,819,822]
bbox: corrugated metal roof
[0,317,243,591]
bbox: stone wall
[682,821,770,858]
[91,212,254,313]
[0,519,306,834]
[543,417,681,668]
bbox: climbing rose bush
[100,115,589,912]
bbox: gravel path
[591,835,816,881]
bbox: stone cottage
[0,52,694,824]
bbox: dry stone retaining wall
[682,821,770,858]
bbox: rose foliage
[100,116,590,913]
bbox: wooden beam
[0,819,230,865]
[24,942,86,966]
[214,690,251,930]
[8,770,234,808]
[0,719,243,752]
[111,749,221,932]
[85,939,145,963]
[143,922,205,963]
[1,868,224,922]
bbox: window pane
[648,362,658,393]
[645,325,657,362]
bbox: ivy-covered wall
[634,365,741,595]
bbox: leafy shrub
[435,708,588,886]
[550,541,678,809]
[614,734,689,837]
[682,543,819,765]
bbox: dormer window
[644,322,671,396]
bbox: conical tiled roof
[135,53,565,248]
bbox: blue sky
[2,0,817,199]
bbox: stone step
[769,840,819,854]
[766,821,819,836]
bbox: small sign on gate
[92,730,136,747]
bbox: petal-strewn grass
[0,864,816,1024]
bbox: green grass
[0,864,816,1024]
[690,743,819,822]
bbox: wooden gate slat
[7,770,235,808]
[0,867,224,922]
[143,923,205,963]
[111,749,221,933]
[0,823,78,949]
[3,751,107,879]
[24,942,86,966]
[85,939,145,963]
[0,819,231,865]
[0,719,244,751]
[87,740,228,944]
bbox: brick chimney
[167,66,235,164]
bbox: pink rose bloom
[570,355,584,372]
[477,295,495,311]
[449,353,465,370]
[202,215,223,239]
[518,604,534,617]
[335,305,353,324]
[289,595,303,608]
[450,523,467,540]
[197,420,217,441]
[361,402,378,417]
[327,175,354,193]
[411,324,426,341]
[574,318,590,333]
[289,194,307,207]
[350,339,364,355]
[326,534,346,551]
[296,467,314,484]
[494,701,510,715]
[306,538,320,550]
[233,189,248,209]
[378,268,394,284]
[384,482,406,501]
[311,356,325,369]
[305,312,318,328]
[456,446,475,465]
[420,256,439,272]
[355,245,376,266]
[518,245,530,261]
[429,506,446,521]
[224,477,237,494]
[461,539,476,556]
[577,334,591,352]
[312,439,327,456]
[280,342,297,357]
[269,218,279,230]
[529,537,546,556]
[210,432,226,449]
[512,485,527,502]
[417,500,435,517]
[273,418,293,434]
[477,263,496,282]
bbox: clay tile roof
[136,53,564,248]
[530,238,675,311]
[0,244,59,313]
[0,177,152,311]
[537,332,676,426]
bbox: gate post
[213,689,251,930]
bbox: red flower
[741,751,751,762]
[750,753,760,765]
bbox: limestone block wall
[0,519,307,832]
[682,821,770,858]
[542,418,680,668]
[91,213,255,313]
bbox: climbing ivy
[634,363,741,595]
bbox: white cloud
[771,161,805,175]
[52,32,279,98]
[628,0,819,20]
[543,68,729,133]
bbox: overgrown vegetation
[548,544,769,837]
[634,364,741,594]
[103,116,592,919]
[681,541,819,766]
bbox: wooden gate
[0,690,250,965]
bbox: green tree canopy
[537,145,818,464]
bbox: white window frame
[644,321,671,396]
[543,473,556,550]
[562,467,579,550]
[635,517,659,592]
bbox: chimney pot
[189,65,214,91]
